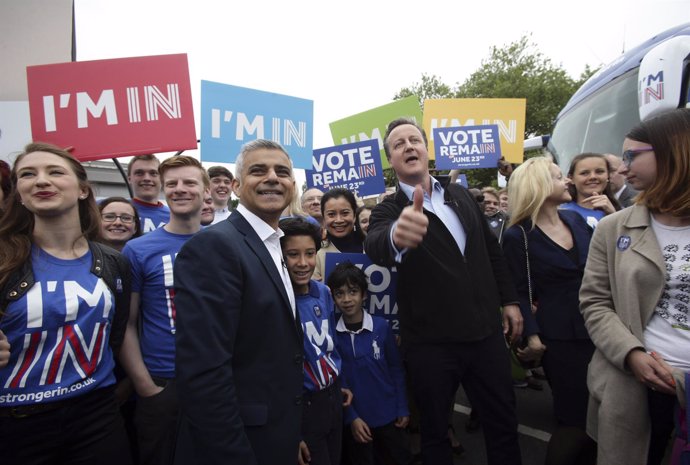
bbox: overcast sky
[72,0,690,187]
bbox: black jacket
[365,182,519,346]
[486,210,508,245]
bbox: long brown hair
[626,108,690,216]
[0,142,100,291]
[567,153,622,211]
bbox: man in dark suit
[605,153,639,207]
[365,118,523,465]
[173,139,303,465]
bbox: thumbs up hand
[392,185,428,250]
[0,330,10,368]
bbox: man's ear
[231,178,241,197]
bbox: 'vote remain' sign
[306,140,385,197]
[433,124,502,170]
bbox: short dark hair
[127,154,159,176]
[207,165,233,180]
[320,187,358,217]
[383,117,428,160]
[279,217,322,252]
[98,196,142,239]
[326,261,368,295]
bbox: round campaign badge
[617,235,631,251]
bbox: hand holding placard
[392,185,428,250]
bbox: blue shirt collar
[307,279,321,298]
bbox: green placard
[329,96,423,169]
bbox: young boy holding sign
[278,217,352,465]
[327,262,412,465]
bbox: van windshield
[547,69,640,173]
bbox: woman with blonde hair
[0,143,132,464]
[504,156,596,465]
[580,108,690,465]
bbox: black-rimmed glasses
[101,213,135,224]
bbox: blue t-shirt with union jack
[0,248,116,406]
[122,227,194,378]
[297,280,342,392]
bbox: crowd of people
[0,109,689,465]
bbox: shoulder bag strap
[518,225,533,306]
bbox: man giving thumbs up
[365,117,524,465]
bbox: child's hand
[394,416,409,428]
[351,418,373,443]
[341,388,353,407]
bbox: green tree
[455,34,590,137]
[394,74,455,109]
[391,35,597,188]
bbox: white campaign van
[527,22,690,171]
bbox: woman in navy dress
[503,156,596,465]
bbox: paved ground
[408,378,557,464]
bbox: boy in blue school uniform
[279,217,353,465]
[327,262,412,465]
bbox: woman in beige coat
[580,108,690,465]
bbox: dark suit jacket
[617,184,639,208]
[502,209,593,340]
[173,211,303,465]
[365,182,519,345]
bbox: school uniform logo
[372,340,381,360]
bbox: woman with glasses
[0,143,132,464]
[96,196,142,463]
[561,153,621,229]
[580,108,690,465]
[98,197,142,251]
